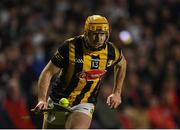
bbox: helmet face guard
[84,15,110,51]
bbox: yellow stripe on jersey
[81,45,108,103]
[65,42,75,87]
[68,52,92,104]
[80,79,99,103]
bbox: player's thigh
[65,103,95,129]
[65,112,92,129]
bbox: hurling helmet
[84,15,110,51]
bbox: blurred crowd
[0,0,179,128]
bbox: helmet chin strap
[84,32,109,51]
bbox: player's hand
[34,101,48,112]
[106,93,122,109]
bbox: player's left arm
[107,55,127,109]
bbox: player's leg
[65,103,94,129]
[65,112,91,128]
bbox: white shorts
[71,102,95,118]
[44,97,95,125]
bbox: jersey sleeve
[51,42,68,68]
[114,48,123,65]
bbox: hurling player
[34,15,127,129]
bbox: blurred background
[0,0,179,128]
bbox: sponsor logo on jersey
[76,69,107,81]
[74,58,84,63]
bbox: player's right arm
[34,61,59,111]
[34,41,68,111]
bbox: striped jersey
[50,35,123,106]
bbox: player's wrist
[112,91,121,96]
[38,97,47,103]
[38,100,47,104]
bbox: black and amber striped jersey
[50,35,123,106]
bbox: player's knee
[65,115,91,129]
[66,123,90,129]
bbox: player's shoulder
[107,41,121,51]
[65,35,83,44]
[107,41,123,64]
[65,37,75,43]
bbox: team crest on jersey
[76,69,107,81]
[107,60,113,67]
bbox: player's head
[84,15,109,51]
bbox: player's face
[87,31,107,49]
